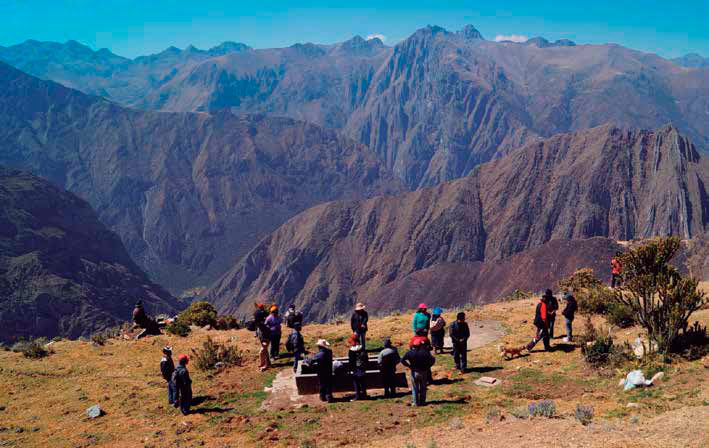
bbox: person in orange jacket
[611,253,623,288]
[526,293,551,352]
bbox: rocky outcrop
[207,125,709,321]
[0,167,182,342]
[0,62,404,292]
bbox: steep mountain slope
[0,167,181,342]
[0,62,403,291]
[208,125,709,321]
[672,53,709,68]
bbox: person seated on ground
[284,304,304,329]
[172,354,192,415]
[347,333,368,401]
[351,302,369,349]
[304,339,334,403]
[265,305,283,360]
[412,303,431,335]
[562,292,578,343]
[430,308,446,354]
[286,323,305,372]
[132,301,161,339]
[526,295,551,352]
[401,338,435,407]
[378,338,401,398]
[449,312,470,372]
[160,346,177,407]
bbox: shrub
[578,285,616,315]
[582,334,614,367]
[21,339,52,359]
[191,336,243,371]
[528,400,556,418]
[215,315,240,331]
[503,289,532,302]
[672,321,708,360]
[614,237,708,355]
[178,301,218,327]
[91,332,107,346]
[509,406,529,419]
[558,268,602,292]
[606,302,635,328]
[10,338,30,353]
[166,320,191,337]
[575,404,594,426]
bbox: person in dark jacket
[347,334,368,401]
[172,354,192,415]
[561,292,578,342]
[377,338,400,397]
[304,339,334,403]
[254,304,271,371]
[284,304,304,329]
[401,339,436,406]
[160,346,177,406]
[133,301,161,339]
[430,308,446,354]
[253,303,268,325]
[545,290,559,338]
[287,323,305,372]
[526,295,551,351]
[449,312,470,372]
[350,303,369,349]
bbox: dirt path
[444,319,506,350]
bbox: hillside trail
[260,320,506,411]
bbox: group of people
[526,289,578,352]
[159,346,193,415]
[253,303,304,371]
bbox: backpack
[285,332,298,352]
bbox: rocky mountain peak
[207,41,251,56]
[459,24,484,40]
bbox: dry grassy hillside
[1,293,708,448]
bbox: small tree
[614,237,707,355]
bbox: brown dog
[498,344,525,360]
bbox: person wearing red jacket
[611,254,623,288]
[526,294,552,351]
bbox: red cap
[412,338,423,347]
[257,303,265,309]
[178,354,189,365]
[418,303,427,310]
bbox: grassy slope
[1,295,708,448]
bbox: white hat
[316,339,330,348]
[355,302,366,311]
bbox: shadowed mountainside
[208,124,709,321]
[0,61,404,292]
[0,167,182,342]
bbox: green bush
[606,302,635,328]
[178,301,217,327]
[528,400,556,418]
[215,315,240,330]
[166,320,191,337]
[21,339,52,359]
[91,332,108,346]
[557,268,602,292]
[578,285,616,315]
[575,404,594,426]
[582,334,614,367]
[191,336,243,371]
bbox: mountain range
[0,167,182,342]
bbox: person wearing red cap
[401,338,435,406]
[412,303,431,335]
[171,354,192,415]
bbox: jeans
[411,370,428,406]
[352,374,367,399]
[565,317,573,340]
[382,369,397,397]
[548,313,556,338]
[167,380,177,405]
[526,327,551,351]
[355,330,367,350]
[175,388,191,415]
[319,376,333,402]
[453,341,467,371]
[270,332,281,359]
[293,350,303,372]
[612,273,621,288]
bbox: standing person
[287,323,305,372]
[430,308,446,354]
[172,354,192,415]
[160,346,176,407]
[284,304,304,329]
[350,303,369,349]
[401,339,436,406]
[545,290,559,338]
[377,338,400,398]
[254,304,271,371]
[562,292,578,342]
[412,303,431,335]
[347,334,368,401]
[304,339,334,403]
[611,253,623,288]
[526,295,552,352]
[449,312,470,372]
[265,305,283,360]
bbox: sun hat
[316,339,331,348]
[418,303,427,310]
[432,307,442,315]
[355,302,366,311]
[270,305,279,313]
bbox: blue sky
[2,0,707,59]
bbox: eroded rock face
[0,167,182,342]
[208,125,709,321]
[0,62,403,291]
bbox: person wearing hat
[401,338,435,406]
[171,354,192,415]
[412,303,431,335]
[561,292,578,342]
[284,304,304,329]
[160,346,177,406]
[350,303,369,349]
[254,303,272,371]
[377,338,401,398]
[544,289,559,338]
[253,303,268,325]
[347,334,368,401]
[265,305,283,360]
[526,294,551,352]
[430,308,446,354]
[304,339,334,403]
[449,312,470,372]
